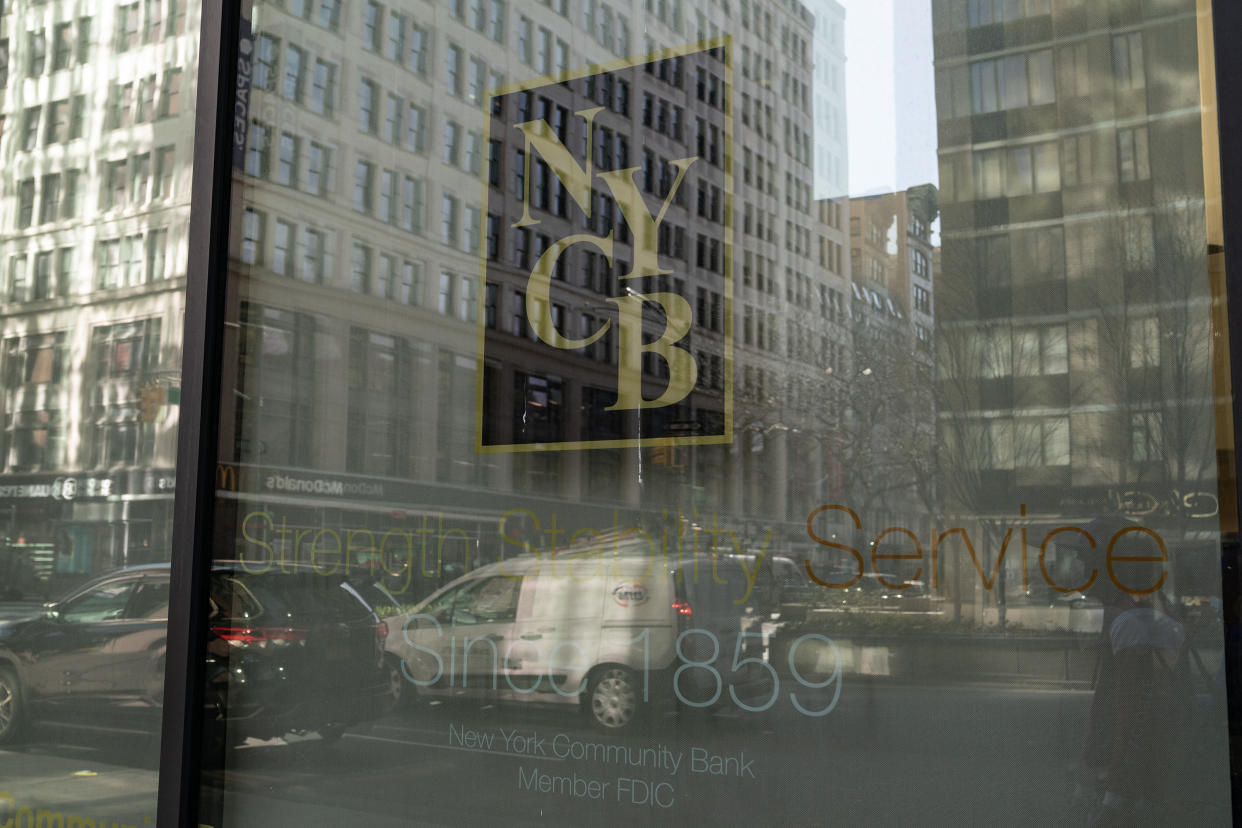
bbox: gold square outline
[474,35,735,455]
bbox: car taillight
[213,625,308,645]
[672,599,693,618]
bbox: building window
[241,209,265,265]
[383,94,403,144]
[273,220,295,276]
[402,176,425,232]
[406,104,427,153]
[399,260,422,305]
[443,121,462,166]
[486,213,502,260]
[277,134,299,186]
[408,24,429,74]
[160,69,183,117]
[1131,411,1162,461]
[1117,127,1151,182]
[246,121,270,178]
[1129,316,1160,368]
[439,270,455,315]
[350,242,372,293]
[254,35,278,90]
[305,142,328,195]
[363,1,383,51]
[446,43,463,96]
[970,50,1054,114]
[1013,325,1067,376]
[311,59,337,116]
[354,161,374,212]
[283,45,306,101]
[359,78,378,133]
[441,194,459,247]
[385,11,405,60]
[1113,32,1145,90]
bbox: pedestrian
[1060,516,1186,826]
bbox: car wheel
[383,656,408,713]
[587,666,639,730]
[0,667,23,745]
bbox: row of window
[969,215,1157,285]
[515,16,573,79]
[779,69,811,116]
[19,16,91,78]
[15,171,80,229]
[15,147,178,231]
[961,409,1174,467]
[1,319,163,472]
[740,148,779,199]
[582,0,633,58]
[249,38,339,118]
[740,250,781,296]
[942,127,1151,203]
[6,248,73,302]
[785,320,846,371]
[945,34,1147,119]
[967,0,1050,28]
[105,70,185,130]
[237,209,475,323]
[114,0,188,51]
[968,315,1165,380]
[269,0,344,32]
[784,172,815,214]
[783,116,812,169]
[96,229,174,289]
[694,66,726,111]
[641,93,686,141]
[244,123,336,196]
[16,97,85,151]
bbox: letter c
[1039,527,1097,593]
[527,233,614,348]
[655,782,675,808]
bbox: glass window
[196,3,1239,827]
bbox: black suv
[0,561,389,747]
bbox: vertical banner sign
[476,38,734,453]
[232,17,254,170]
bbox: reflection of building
[845,186,938,537]
[208,0,856,570]
[931,2,1218,597]
[808,0,847,200]
[0,2,197,594]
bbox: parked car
[0,561,390,749]
[387,539,769,729]
[771,555,818,621]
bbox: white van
[386,537,770,728]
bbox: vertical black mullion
[1212,0,1242,817]
[156,1,240,825]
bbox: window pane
[205,3,1237,827]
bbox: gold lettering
[608,291,696,409]
[526,233,614,348]
[598,157,697,280]
[513,106,606,228]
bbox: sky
[839,0,939,197]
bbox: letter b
[608,291,696,410]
